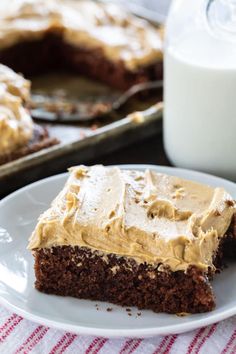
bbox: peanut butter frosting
[28,165,236,272]
[0,0,163,71]
[0,64,30,101]
[0,64,33,156]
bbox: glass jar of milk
[164,0,236,180]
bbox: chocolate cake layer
[33,215,236,314]
[222,214,236,259]
[0,35,62,77]
[0,124,59,165]
[0,34,163,90]
[63,42,163,91]
[34,246,215,314]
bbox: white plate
[0,164,236,338]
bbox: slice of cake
[28,165,236,314]
[0,0,163,90]
[0,64,58,165]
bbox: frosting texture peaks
[0,64,33,156]
[28,165,236,272]
[0,90,33,156]
[0,64,30,101]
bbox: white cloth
[0,306,235,354]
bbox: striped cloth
[0,306,235,354]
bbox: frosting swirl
[0,64,30,101]
[0,64,33,156]
[28,165,236,272]
[0,0,163,71]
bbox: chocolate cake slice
[0,124,59,166]
[28,165,236,314]
[0,64,58,165]
[0,0,163,90]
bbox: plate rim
[0,164,236,338]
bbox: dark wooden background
[89,130,170,166]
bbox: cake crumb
[214,210,221,216]
[147,271,156,280]
[126,308,131,312]
[225,200,235,207]
[110,265,120,274]
[137,312,141,316]
[91,124,98,131]
[106,307,113,312]
[128,313,132,316]
[176,312,189,317]
[128,111,144,123]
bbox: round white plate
[0,164,236,338]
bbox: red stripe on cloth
[120,339,138,354]
[127,339,143,354]
[0,316,23,342]
[59,333,77,354]
[0,314,17,334]
[25,327,49,353]
[221,329,236,354]
[93,338,109,354]
[85,337,101,354]
[163,335,178,354]
[229,342,236,354]
[15,325,47,354]
[195,323,218,354]
[153,336,170,354]
[49,333,71,354]
[186,327,206,354]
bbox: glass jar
[164,0,236,180]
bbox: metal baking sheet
[0,102,163,196]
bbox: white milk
[164,25,236,180]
